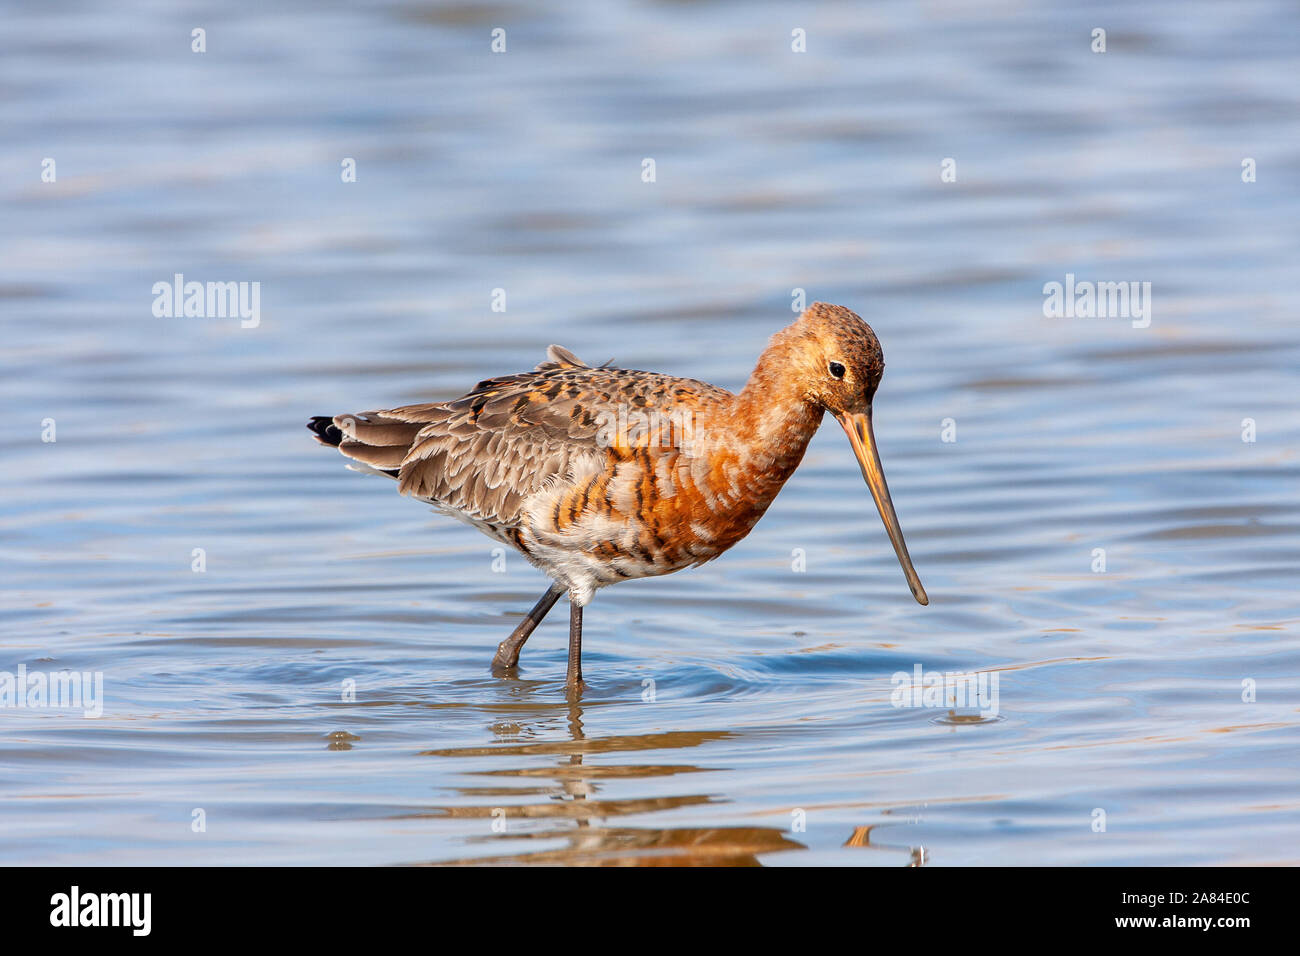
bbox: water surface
[2,0,1298,865]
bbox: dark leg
[492,583,564,671]
[565,599,584,691]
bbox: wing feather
[318,344,731,529]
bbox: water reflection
[411,699,806,865]
[844,825,926,867]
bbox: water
[2,0,1298,865]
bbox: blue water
[1,0,1298,864]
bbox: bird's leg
[492,583,564,671]
[565,598,584,692]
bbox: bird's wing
[323,345,728,530]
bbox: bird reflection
[394,686,924,865]
[410,694,805,865]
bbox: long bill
[835,409,929,606]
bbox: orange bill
[835,409,929,605]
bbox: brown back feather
[323,345,731,529]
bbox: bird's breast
[521,410,820,581]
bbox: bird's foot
[492,639,521,672]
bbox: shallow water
[2,0,1298,865]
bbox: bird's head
[781,302,928,606]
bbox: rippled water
[3,0,1298,865]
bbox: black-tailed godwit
[309,303,928,690]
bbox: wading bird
[309,303,928,691]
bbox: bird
[308,302,928,691]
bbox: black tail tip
[307,416,344,446]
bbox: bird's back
[309,345,733,537]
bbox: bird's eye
[828,361,846,380]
